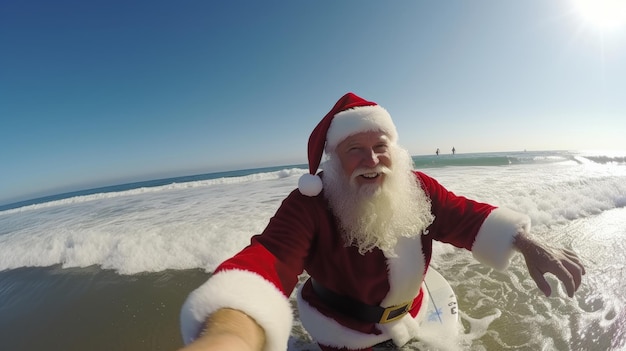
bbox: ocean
[1,150,625,351]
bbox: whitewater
[0,150,625,350]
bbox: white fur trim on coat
[471,207,531,271]
[382,236,426,308]
[297,289,389,349]
[180,269,293,351]
[297,235,426,348]
[297,284,428,349]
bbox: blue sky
[1,0,625,205]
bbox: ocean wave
[413,155,572,168]
[2,160,626,274]
[0,168,308,215]
[578,155,626,165]
[3,151,624,213]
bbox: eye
[374,143,388,153]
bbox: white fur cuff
[471,208,531,270]
[180,269,293,351]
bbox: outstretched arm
[514,232,586,297]
[178,308,265,351]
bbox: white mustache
[350,165,391,181]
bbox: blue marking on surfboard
[428,307,443,323]
[424,280,443,324]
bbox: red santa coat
[180,172,530,351]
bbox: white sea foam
[1,159,625,349]
[0,162,624,275]
[0,170,307,274]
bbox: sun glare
[574,0,626,31]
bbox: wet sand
[0,266,209,351]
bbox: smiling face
[334,131,392,189]
[321,133,435,255]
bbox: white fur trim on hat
[325,105,398,153]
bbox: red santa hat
[298,92,398,196]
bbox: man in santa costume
[178,92,585,351]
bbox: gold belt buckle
[379,300,413,324]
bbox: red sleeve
[180,190,315,349]
[215,189,318,296]
[416,171,496,250]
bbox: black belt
[310,278,413,324]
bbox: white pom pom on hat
[298,92,398,197]
[298,173,323,197]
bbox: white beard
[321,144,435,256]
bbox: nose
[362,148,379,167]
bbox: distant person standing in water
[452,147,456,155]
[436,148,439,156]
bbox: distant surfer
[179,92,585,351]
[452,146,456,155]
[436,148,440,156]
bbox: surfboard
[417,267,459,336]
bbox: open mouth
[360,172,381,179]
[352,167,389,182]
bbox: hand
[177,308,265,351]
[177,333,257,351]
[514,234,586,297]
